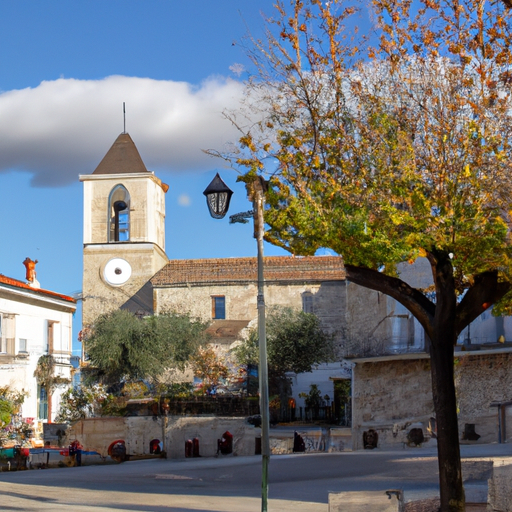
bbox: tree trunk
[344,257,512,511]
[429,331,464,511]
[345,260,465,511]
[429,253,464,512]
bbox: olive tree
[233,306,335,401]
[83,309,210,387]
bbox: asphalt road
[0,443,511,512]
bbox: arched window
[108,185,130,242]
[302,291,314,313]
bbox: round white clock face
[103,258,132,286]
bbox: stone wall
[67,416,259,459]
[271,427,352,454]
[166,416,258,458]
[155,280,347,355]
[82,243,167,325]
[82,174,166,247]
[488,460,512,512]
[454,350,512,444]
[351,350,512,449]
[67,417,353,460]
[352,357,435,450]
[68,417,132,457]
[81,171,168,326]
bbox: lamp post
[202,173,234,219]
[203,173,270,512]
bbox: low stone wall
[455,351,512,444]
[328,428,353,452]
[351,350,512,450]
[461,459,494,481]
[166,416,257,458]
[269,427,352,455]
[488,460,512,512]
[352,357,434,450]
[67,418,352,460]
[67,416,262,459]
[68,417,129,457]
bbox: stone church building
[79,133,426,409]
[80,132,512,448]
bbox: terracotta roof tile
[151,256,345,287]
[0,274,76,304]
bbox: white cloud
[0,75,246,186]
[229,63,246,77]
[178,194,191,206]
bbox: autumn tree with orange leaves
[190,346,229,394]
[215,1,512,509]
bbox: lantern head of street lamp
[203,173,234,219]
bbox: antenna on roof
[123,102,126,134]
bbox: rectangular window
[19,338,27,353]
[47,321,55,354]
[212,296,226,319]
[0,314,16,355]
[302,294,314,314]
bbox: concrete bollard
[328,490,403,512]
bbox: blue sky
[0,0,301,354]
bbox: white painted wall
[0,285,75,425]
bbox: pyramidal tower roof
[93,133,149,175]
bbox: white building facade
[0,273,76,425]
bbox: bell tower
[80,133,169,327]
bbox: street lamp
[202,173,234,219]
[203,174,270,512]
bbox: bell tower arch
[80,133,169,327]
[108,184,131,242]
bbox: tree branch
[345,264,435,338]
[456,271,512,335]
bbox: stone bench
[328,490,403,512]
[488,460,512,512]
